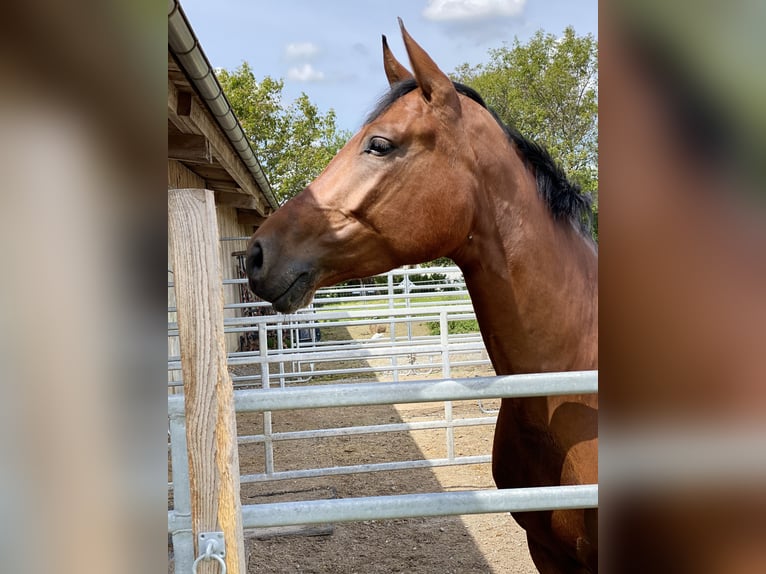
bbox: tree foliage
[217,63,351,204]
[452,27,598,207]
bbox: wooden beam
[215,190,261,210]
[168,79,269,216]
[168,189,246,574]
[169,132,212,163]
[236,209,267,227]
[177,90,192,116]
[189,163,236,180]
[204,179,240,192]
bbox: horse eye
[365,136,394,156]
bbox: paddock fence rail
[168,371,598,572]
[169,263,491,389]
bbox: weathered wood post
[168,188,246,574]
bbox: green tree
[452,27,598,220]
[217,63,351,204]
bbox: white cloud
[423,0,526,21]
[287,63,325,82]
[284,42,319,60]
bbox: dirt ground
[237,397,538,574]
[171,319,539,573]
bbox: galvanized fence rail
[170,270,497,488]
[168,266,491,388]
[168,371,599,535]
[167,255,599,572]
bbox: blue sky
[179,0,597,132]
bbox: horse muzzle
[246,238,318,314]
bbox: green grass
[426,318,479,335]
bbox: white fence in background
[168,266,491,388]
[169,266,499,486]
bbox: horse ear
[382,35,413,86]
[398,18,460,116]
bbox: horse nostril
[247,241,264,274]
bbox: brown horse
[246,20,598,574]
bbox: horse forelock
[364,78,594,238]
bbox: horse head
[246,19,480,313]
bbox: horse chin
[271,273,317,314]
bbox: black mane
[365,78,594,236]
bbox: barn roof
[167,0,278,217]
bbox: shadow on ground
[231,322,533,574]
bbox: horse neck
[452,157,598,376]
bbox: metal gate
[168,370,597,572]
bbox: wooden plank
[204,178,240,191]
[168,188,246,574]
[237,209,267,227]
[169,132,212,163]
[190,163,234,180]
[168,160,205,189]
[215,190,261,210]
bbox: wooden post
[168,188,246,574]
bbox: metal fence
[168,265,491,388]
[168,371,599,572]
[167,260,598,572]
[169,267,500,485]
